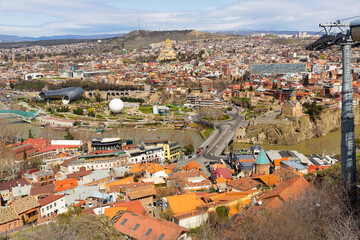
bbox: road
[176,107,247,175]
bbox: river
[231,126,360,156]
[5,118,204,148]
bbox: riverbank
[231,125,360,156]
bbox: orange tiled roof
[254,174,280,187]
[106,177,134,191]
[167,193,204,215]
[104,207,128,219]
[261,177,311,208]
[54,179,78,192]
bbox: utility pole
[307,20,360,207]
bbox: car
[210,153,213,156]
[206,145,209,148]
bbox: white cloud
[0,0,360,37]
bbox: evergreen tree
[28,129,34,139]
[64,130,74,140]
[303,75,309,86]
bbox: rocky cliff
[239,108,360,145]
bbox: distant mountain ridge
[0,33,125,42]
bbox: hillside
[0,38,97,49]
[104,30,234,50]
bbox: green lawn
[139,106,153,114]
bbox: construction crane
[306,19,360,207]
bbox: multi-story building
[32,170,55,186]
[87,138,127,152]
[67,151,130,173]
[38,194,67,218]
[157,141,181,162]
[125,146,165,164]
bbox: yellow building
[158,39,176,61]
[157,141,181,162]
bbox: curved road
[176,107,247,175]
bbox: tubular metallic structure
[40,87,85,104]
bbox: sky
[0,0,360,37]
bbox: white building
[38,194,67,218]
[24,73,44,80]
[67,155,129,173]
[37,116,76,127]
[125,146,165,164]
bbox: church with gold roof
[158,38,176,61]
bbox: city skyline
[1,0,360,37]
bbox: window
[120,219,127,225]
[9,224,12,229]
[47,206,49,210]
[14,222,17,227]
[158,234,165,240]
[54,202,57,207]
[42,208,44,213]
[133,224,140,231]
[145,229,152,236]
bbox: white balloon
[109,99,124,113]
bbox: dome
[109,99,124,113]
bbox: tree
[28,129,34,139]
[216,206,230,220]
[303,74,309,86]
[303,102,324,121]
[159,209,174,221]
[64,130,74,140]
[184,144,195,155]
[248,86,254,91]
[355,139,360,149]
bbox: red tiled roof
[38,194,65,206]
[30,183,55,196]
[114,212,188,240]
[227,177,259,191]
[113,200,147,216]
[212,167,232,180]
[38,145,80,153]
[0,178,30,191]
[308,165,330,174]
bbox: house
[167,170,212,193]
[250,145,262,155]
[0,207,20,232]
[122,184,156,216]
[82,169,110,189]
[11,184,32,200]
[211,164,232,182]
[182,161,202,171]
[38,194,67,218]
[255,177,311,210]
[281,160,308,174]
[227,178,259,192]
[32,170,55,186]
[54,179,79,193]
[166,193,208,229]
[30,183,55,200]
[113,212,189,240]
[10,196,40,226]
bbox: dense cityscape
[1,2,360,239]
